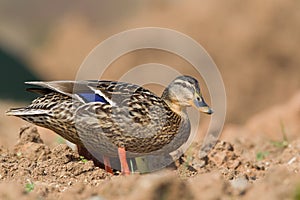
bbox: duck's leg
[103,156,113,174]
[118,147,130,175]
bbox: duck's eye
[196,97,201,101]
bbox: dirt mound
[1,126,299,199]
[222,90,300,154]
[0,126,110,199]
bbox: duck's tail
[6,107,48,116]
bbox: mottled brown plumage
[6,76,213,173]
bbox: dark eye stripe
[174,76,201,92]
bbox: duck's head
[162,75,213,115]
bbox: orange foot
[103,156,114,174]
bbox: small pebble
[230,176,248,191]
[87,195,106,200]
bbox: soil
[1,105,300,200]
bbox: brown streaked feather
[7,76,207,161]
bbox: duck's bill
[193,97,214,115]
[198,106,213,114]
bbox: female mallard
[7,75,212,174]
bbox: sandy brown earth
[1,127,299,200]
[0,92,300,200]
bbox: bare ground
[0,119,300,200]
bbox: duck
[6,75,213,174]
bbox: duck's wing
[25,81,94,103]
[84,81,155,106]
[26,81,76,96]
[25,80,153,105]
[74,82,181,156]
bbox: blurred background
[1,0,299,148]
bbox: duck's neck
[162,89,187,116]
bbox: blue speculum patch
[78,93,109,104]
